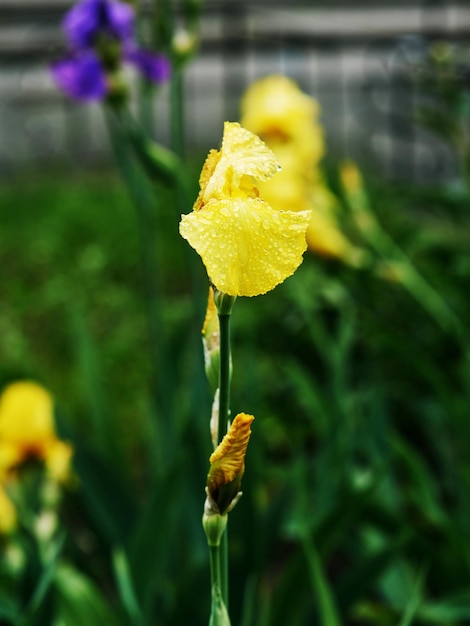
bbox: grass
[1,162,470,625]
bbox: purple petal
[51,52,107,101]
[124,48,171,84]
[62,0,134,49]
[62,0,102,48]
[106,0,135,42]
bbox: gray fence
[1,1,469,181]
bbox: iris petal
[124,47,171,84]
[62,0,134,49]
[51,52,107,101]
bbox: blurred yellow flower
[180,121,311,296]
[240,74,324,168]
[0,381,73,483]
[206,413,254,514]
[339,160,362,195]
[240,75,368,267]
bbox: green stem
[345,185,464,340]
[217,313,231,444]
[216,311,231,607]
[170,66,185,159]
[209,544,222,591]
[104,105,175,469]
[220,528,228,608]
[301,532,341,626]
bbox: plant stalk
[216,311,231,607]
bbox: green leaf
[418,592,470,623]
[0,590,20,622]
[73,443,136,545]
[397,567,426,626]
[302,534,342,626]
[112,546,145,626]
[54,563,122,626]
[17,533,65,626]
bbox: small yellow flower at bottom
[179,122,311,297]
[0,381,73,483]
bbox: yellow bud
[206,413,254,514]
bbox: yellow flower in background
[240,75,368,267]
[240,74,324,169]
[206,413,254,515]
[0,381,73,483]
[180,121,311,297]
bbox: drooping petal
[124,47,171,83]
[51,52,107,101]
[180,196,311,297]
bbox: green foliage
[1,153,470,624]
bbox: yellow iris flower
[0,381,73,533]
[0,381,73,482]
[179,121,311,297]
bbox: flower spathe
[179,122,311,297]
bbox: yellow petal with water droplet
[203,122,280,201]
[180,197,311,297]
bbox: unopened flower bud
[206,413,254,515]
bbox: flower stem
[170,66,185,159]
[220,529,228,607]
[217,313,231,444]
[217,311,231,607]
[209,544,222,591]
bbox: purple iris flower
[51,51,107,101]
[52,0,171,102]
[63,0,134,49]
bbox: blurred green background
[1,2,470,625]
